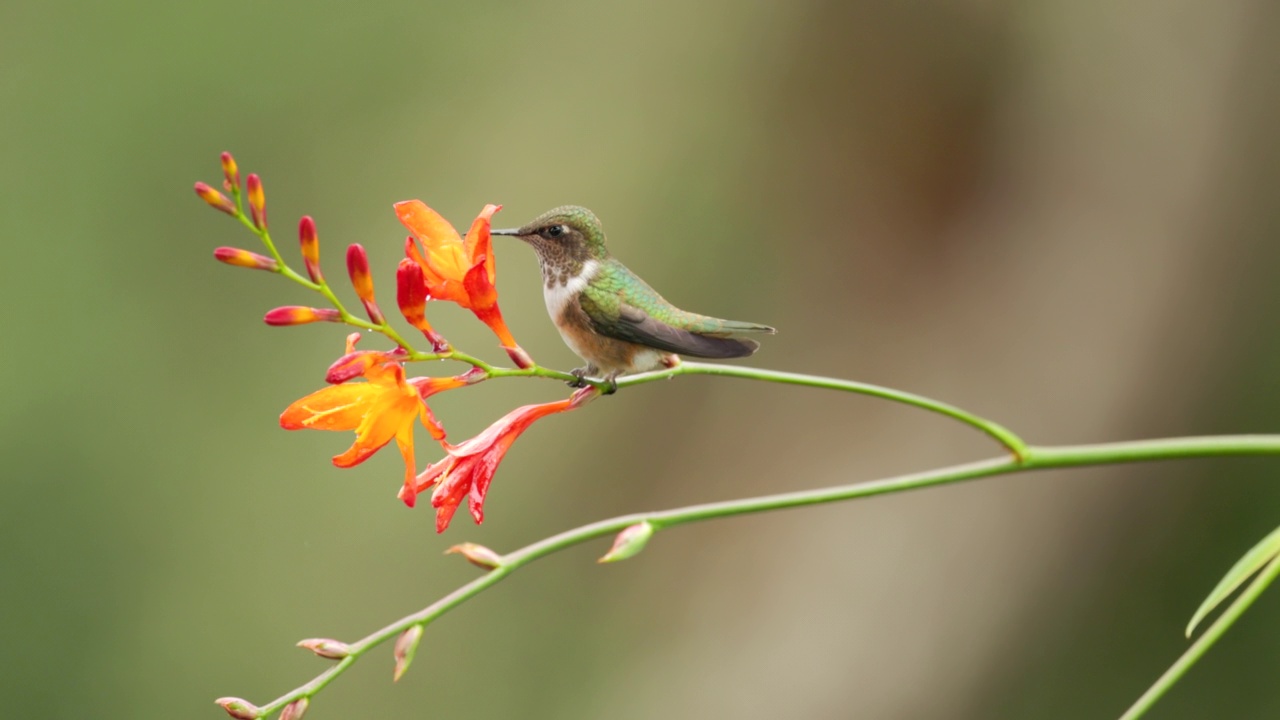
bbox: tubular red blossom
[394,201,526,357]
[264,306,341,326]
[194,182,237,216]
[346,243,384,324]
[213,246,278,271]
[220,151,240,192]
[400,386,599,529]
[298,216,322,283]
[395,258,446,351]
[246,173,266,229]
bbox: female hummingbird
[492,206,775,391]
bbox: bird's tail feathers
[717,320,776,335]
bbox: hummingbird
[492,206,775,392]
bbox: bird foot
[567,367,618,395]
[601,373,619,395]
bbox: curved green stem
[616,361,1028,459]
[247,433,1280,718]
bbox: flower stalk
[235,432,1280,719]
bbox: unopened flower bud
[214,247,278,272]
[346,244,384,324]
[220,152,240,192]
[505,345,534,369]
[298,216,322,283]
[296,638,351,659]
[445,543,504,570]
[246,173,266,229]
[393,624,424,682]
[195,182,237,216]
[264,306,341,326]
[396,258,447,350]
[598,521,655,563]
[215,697,261,720]
[279,697,309,720]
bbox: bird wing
[577,284,760,359]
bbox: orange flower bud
[598,521,655,563]
[263,306,341,326]
[393,624,424,682]
[296,638,351,659]
[220,151,240,192]
[246,173,266,229]
[445,542,504,570]
[346,243,384,324]
[395,258,447,351]
[298,216,322,283]
[194,182,237,216]
[280,698,309,720]
[213,246,278,271]
[215,697,261,720]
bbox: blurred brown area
[2,0,1279,717]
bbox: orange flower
[394,200,531,367]
[280,335,469,496]
[400,386,598,531]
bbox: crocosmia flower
[281,335,467,497]
[394,200,529,365]
[400,386,598,531]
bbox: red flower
[400,386,598,530]
[280,335,469,497]
[394,200,531,367]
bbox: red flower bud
[280,698,309,720]
[444,542,504,570]
[246,173,266,229]
[505,346,534,369]
[263,306,341,326]
[298,216,322,283]
[215,697,261,720]
[194,182,237,216]
[325,347,405,384]
[213,247,278,272]
[296,638,351,659]
[395,258,447,351]
[220,152,240,192]
[346,243,384,324]
[393,624,424,682]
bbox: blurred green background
[3,1,1280,718]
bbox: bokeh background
[3,1,1279,718]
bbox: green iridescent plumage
[493,206,774,384]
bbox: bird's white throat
[542,259,599,317]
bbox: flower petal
[280,383,382,431]
[394,200,463,247]
[462,204,501,283]
[394,200,469,288]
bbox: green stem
[619,361,1028,459]
[1118,553,1280,720]
[249,433,1280,718]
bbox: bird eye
[546,225,563,238]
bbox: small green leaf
[1186,524,1280,637]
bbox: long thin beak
[490,227,522,236]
